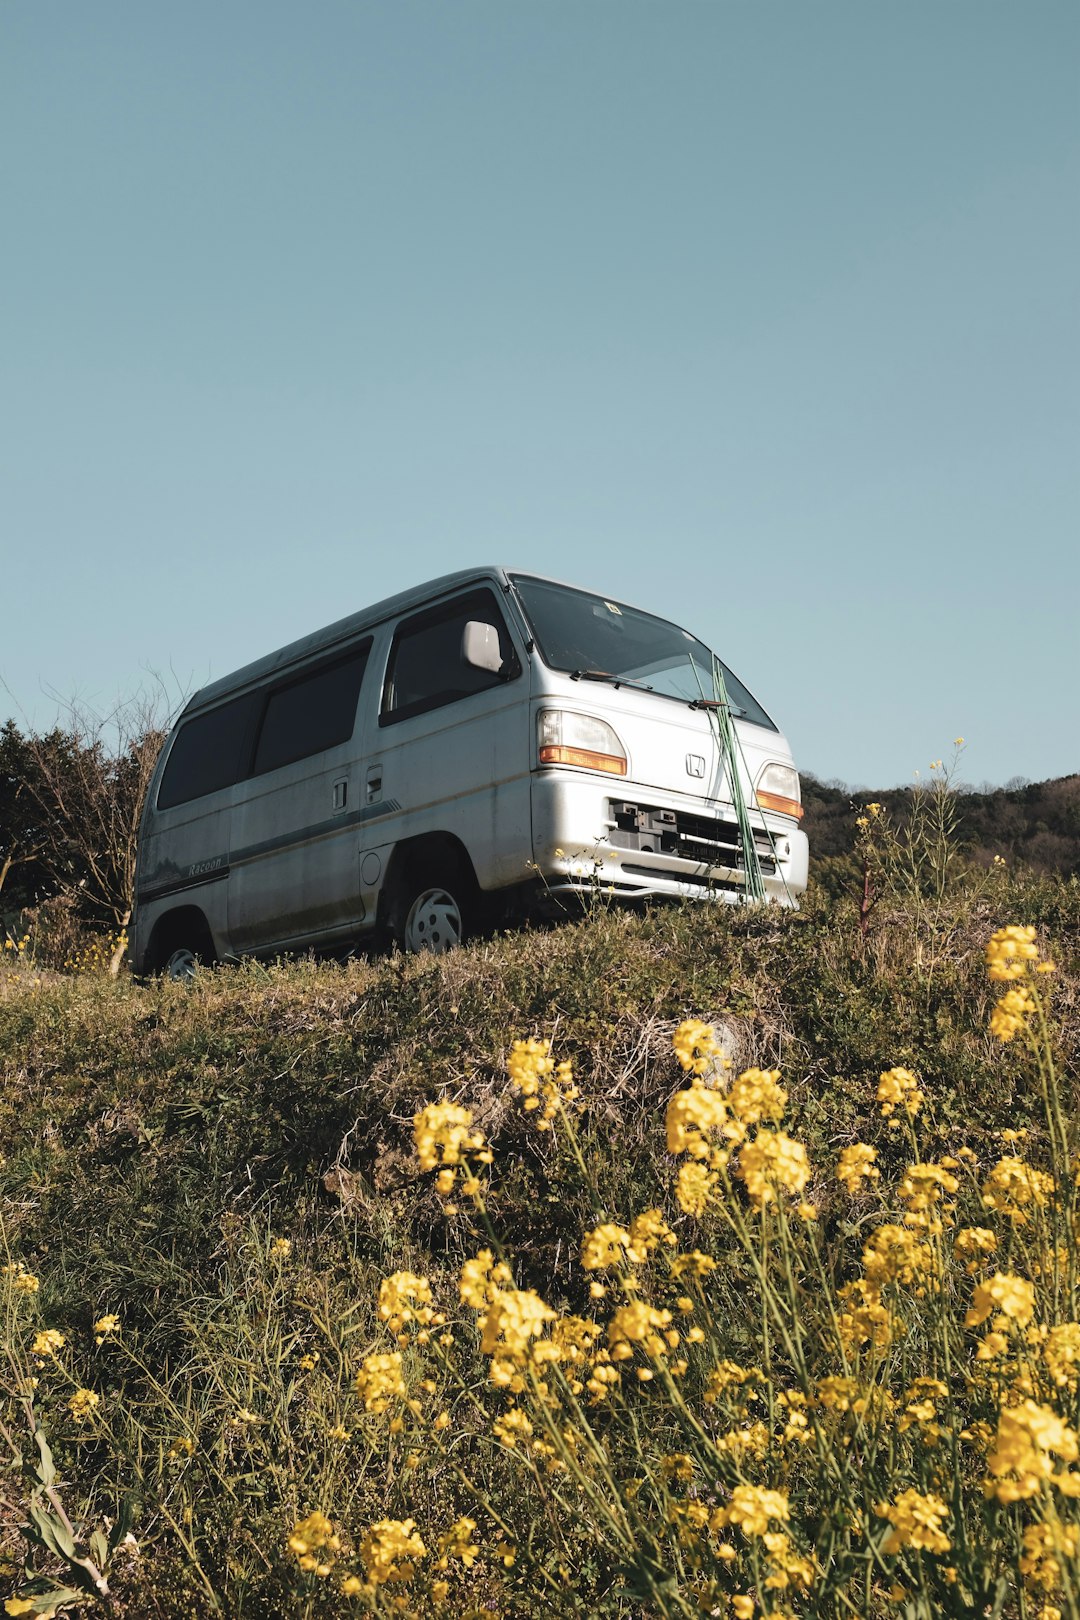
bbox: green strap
[707,659,768,903]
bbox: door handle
[365,766,383,804]
[332,779,348,811]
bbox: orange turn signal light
[756,791,804,820]
[539,745,627,776]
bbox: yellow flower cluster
[1044,1323,1080,1388]
[358,1518,427,1586]
[580,1210,674,1271]
[964,1272,1036,1331]
[985,924,1041,980]
[836,1143,878,1193]
[31,1329,65,1358]
[722,1485,790,1537]
[1019,1521,1079,1591]
[672,1018,721,1075]
[876,1067,923,1118]
[435,1516,479,1570]
[68,1388,99,1422]
[412,1102,486,1172]
[954,1226,997,1273]
[507,1037,578,1128]
[2,1264,39,1295]
[607,1300,676,1363]
[378,1272,442,1341]
[981,1157,1054,1225]
[875,1488,951,1555]
[985,925,1055,1043]
[726,1068,786,1127]
[666,1084,734,1161]
[861,1224,932,1290]
[93,1313,120,1344]
[736,1130,810,1208]
[986,1399,1080,1502]
[354,1351,407,1413]
[287,1511,341,1576]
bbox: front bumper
[530,769,808,906]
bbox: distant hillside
[802,770,1080,878]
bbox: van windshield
[509,575,777,730]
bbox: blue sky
[3,1,1077,790]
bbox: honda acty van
[131,568,808,974]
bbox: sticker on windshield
[603,601,622,615]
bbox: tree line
[0,700,165,974]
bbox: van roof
[185,565,512,715]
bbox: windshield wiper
[569,669,656,694]
[689,696,749,717]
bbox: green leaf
[88,1529,108,1569]
[26,1505,76,1563]
[107,1493,137,1554]
[32,1430,56,1489]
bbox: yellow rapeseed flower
[876,1068,923,1118]
[412,1102,485,1172]
[93,1313,120,1344]
[608,1300,674,1361]
[355,1351,407,1413]
[990,984,1036,1043]
[666,1081,735,1158]
[723,1485,790,1538]
[580,1223,635,1271]
[378,1272,436,1335]
[736,1130,810,1206]
[862,1225,933,1288]
[1044,1323,1080,1389]
[954,1227,997,1273]
[672,1019,720,1075]
[985,924,1040,981]
[837,1143,879,1193]
[981,1157,1054,1224]
[675,1161,717,1216]
[358,1519,426,1586]
[435,1517,479,1570]
[965,1272,1036,1330]
[875,1489,951,1555]
[727,1068,786,1127]
[68,1388,99,1422]
[287,1511,341,1575]
[986,1400,1079,1501]
[31,1329,66,1358]
[2,1264,39,1295]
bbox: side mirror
[461,620,504,675]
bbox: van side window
[252,644,371,776]
[157,692,260,810]
[380,590,521,726]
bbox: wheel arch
[376,833,480,939]
[145,905,217,974]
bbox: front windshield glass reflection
[509,575,776,730]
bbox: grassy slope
[0,876,1077,1614]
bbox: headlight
[538,710,627,776]
[756,761,803,819]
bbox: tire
[163,945,201,981]
[395,861,476,955]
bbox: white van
[131,568,808,975]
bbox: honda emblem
[686,753,705,778]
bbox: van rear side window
[252,645,370,776]
[157,692,260,810]
[381,590,520,725]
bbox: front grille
[608,799,777,875]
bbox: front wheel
[395,862,477,954]
[163,945,201,981]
